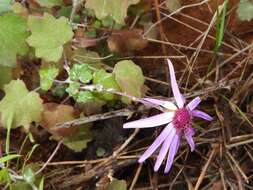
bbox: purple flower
[123,59,213,173]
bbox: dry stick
[129,163,143,190]
[194,148,216,190]
[185,6,218,91]
[160,10,240,54]
[54,108,132,129]
[61,128,139,187]
[146,38,231,56]
[143,0,211,37]
[219,168,227,190]
[153,0,169,82]
[225,154,245,190]
[169,167,184,190]
[226,150,249,183]
[191,43,253,91]
[177,12,243,53]
[183,171,194,190]
[35,140,63,175]
[43,155,140,166]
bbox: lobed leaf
[27,13,73,62]
[0,80,43,131]
[237,0,253,21]
[85,0,140,24]
[39,64,59,91]
[113,60,144,102]
[0,13,29,67]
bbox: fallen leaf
[41,103,78,137]
[107,29,148,53]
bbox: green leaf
[59,125,92,152]
[214,0,228,53]
[39,177,44,190]
[72,49,103,69]
[77,91,94,103]
[237,0,253,21]
[27,13,73,62]
[11,2,27,15]
[69,64,93,83]
[0,154,20,164]
[35,0,63,8]
[0,0,12,13]
[0,13,29,67]
[23,167,35,185]
[113,60,144,102]
[39,64,59,91]
[0,66,12,89]
[0,168,11,184]
[52,84,66,98]
[12,181,31,190]
[165,0,181,12]
[93,69,120,100]
[66,82,80,98]
[85,0,140,24]
[0,80,43,131]
[96,147,106,157]
[107,179,127,190]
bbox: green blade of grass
[214,0,228,53]
[0,154,20,164]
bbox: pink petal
[167,59,184,108]
[142,98,178,111]
[184,127,195,136]
[184,128,195,151]
[141,98,168,107]
[186,96,201,111]
[154,129,176,171]
[138,124,175,163]
[123,112,174,129]
[164,134,180,173]
[191,110,213,121]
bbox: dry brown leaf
[107,29,148,53]
[41,103,79,137]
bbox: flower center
[172,108,192,132]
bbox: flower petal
[142,98,168,107]
[138,124,175,163]
[185,131,195,152]
[191,110,213,121]
[142,98,177,111]
[164,134,180,173]
[123,112,174,129]
[167,59,185,108]
[186,96,201,111]
[154,129,176,171]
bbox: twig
[54,108,133,129]
[194,148,217,190]
[35,140,63,175]
[153,0,169,82]
[129,163,143,190]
